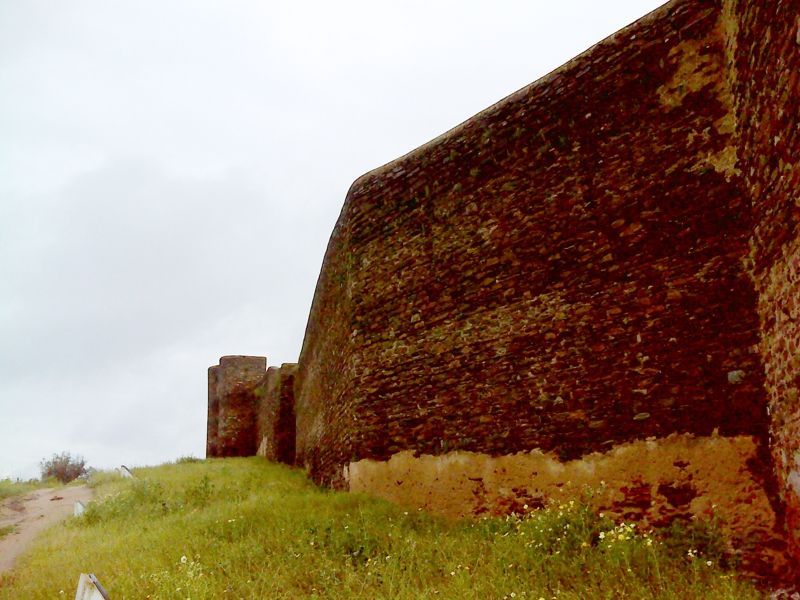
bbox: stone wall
[207,0,800,579]
[296,0,765,485]
[724,0,800,564]
[206,356,298,463]
[290,0,798,580]
[206,355,267,458]
[206,365,220,457]
[256,363,298,464]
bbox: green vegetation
[0,458,762,599]
[0,525,14,540]
[0,478,51,502]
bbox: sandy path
[0,486,93,574]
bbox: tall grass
[0,458,762,599]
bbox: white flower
[180,555,188,564]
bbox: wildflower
[706,560,713,567]
[180,555,188,564]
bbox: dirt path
[0,486,93,574]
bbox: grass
[0,478,53,502]
[0,525,14,540]
[0,457,764,599]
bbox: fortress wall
[725,0,800,560]
[198,0,800,579]
[256,367,281,458]
[206,365,220,457]
[212,355,267,457]
[296,0,767,486]
[256,363,298,464]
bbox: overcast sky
[0,0,666,480]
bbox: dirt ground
[0,486,93,574]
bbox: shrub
[40,451,87,484]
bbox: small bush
[40,451,87,484]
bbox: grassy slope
[0,458,762,599]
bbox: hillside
[0,458,763,598]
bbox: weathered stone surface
[206,365,220,457]
[347,434,786,576]
[296,0,766,490]
[207,356,267,458]
[724,0,800,569]
[256,363,298,464]
[285,0,800,581]
[208,0,800,581]
[206,356,298,463]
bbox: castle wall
[295,0,767,487]
[204,0,800,579]
[206,366,220,457]
[724,0,800,562]
[256,363,298,464]
[210,355,267,457]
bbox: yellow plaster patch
[657,31,725,108]
[659,17,740,180]
[346,433,785,571]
